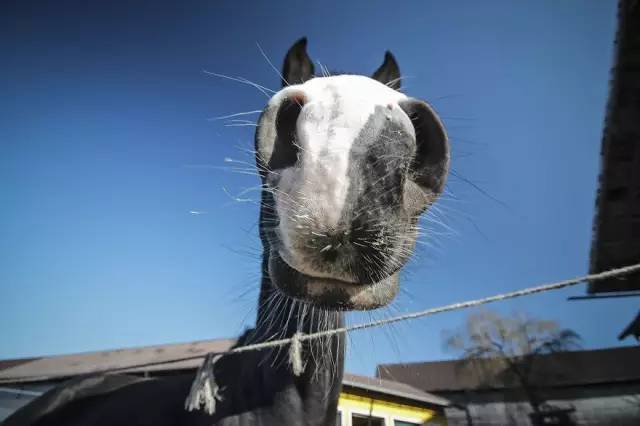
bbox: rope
[184,353,223,415]
[183,262,640,413]
[3,262,639,386]
[288,332,305,376]
[218,262,640,354]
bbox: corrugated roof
[0,339,235,384]
[342,373,449,407]
[0,359,38,373]
[588,0,640,293]
[377,346,640,393]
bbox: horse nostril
[269,95,306,170]
[320,244,339,262]
[399,98,449,193]
[317,231,350,262]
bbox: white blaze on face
[273,76,408,240]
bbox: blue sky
[1,0,633,376]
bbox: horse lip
[276,250,361,285]
[269,249,398,310]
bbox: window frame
[391,413,425,426]
[340,397,428,426]
[349,411,387,426]
[391,417,422,426]
[347,405,388,426]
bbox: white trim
[347,404,389,426]
[343,402,429,426]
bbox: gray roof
[588,0,640,293]
[377,346,640,393]
[0,340,449,407]
[0,339,235,384]
[342,373,449,407]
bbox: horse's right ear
[281,37,315,87]
[372,51,401,90]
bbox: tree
[443,310,581,415]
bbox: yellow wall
[337,391,447,426]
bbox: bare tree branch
[443,310,581,413]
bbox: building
[0,338,449,426]
[378,346,640,426]
[339,374,448,426]
[587,0,640,297]
[583,0,640,340]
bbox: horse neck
[239,250,345,398]
[252,255,346,377]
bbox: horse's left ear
[281,37,315,87]
[372,51,401,90]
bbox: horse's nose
[314,219,384,260]
[316,230,352,263]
